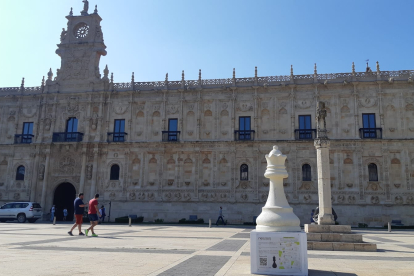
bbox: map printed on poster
[257,233,302,272]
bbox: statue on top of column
[316,101,328,139]
[81,0,89,15]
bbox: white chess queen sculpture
[256,146,301,232]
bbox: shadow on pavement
[309,270,357,276]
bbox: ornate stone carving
[240,193,248,201]
[348,195,356,204]
[406,195,414,205]
[38,164,45,180]
[346,183,353,188]
[358,98,378,108]
[395,196,403,205]
[167,105,179,115]
[371,196,380,204]
[366,182,382,191]
[303,194,312,203]
[86,164,93,180]
[394,183,401,188]
[109,192,116,200]
[113,104,129,115]
[316,101,328,138]
[13,193,20,200]
[129,192,136,200]
[295,99,313,109]
[236,102,253,112]
[58,156,76,175]
[337,195,345,203]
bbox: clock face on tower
[73,22,89,39]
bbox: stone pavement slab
[0,222,414,276]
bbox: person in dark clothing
[68,193,87,236]
[216,206,226,226]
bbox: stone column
[90,149,99,197]
[40,149,51,210]
[79,148,87,193]
[314,138,334,225]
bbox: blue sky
[1,0,413,87]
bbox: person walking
[63,208,68,221]
[68,193,87,236]
[85,194,101,237]
[216,206,226,226]
[50,205,55,222]
[99,205,106,223]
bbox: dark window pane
[114,119,125,133]
[299,115,311,130]
[302,164,311,181]
[368,163,378,181]
[16,166,25,180]
[169,119,178,131]
[110,165,120,180]
[240,164,248,180]
[66,117,78,133]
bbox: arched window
[16,166,25,180]
[240,164,248,180]
[302,164,311,181]
[368,163,378,181]
[110,164,120,180]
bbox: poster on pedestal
[250,230,308,276]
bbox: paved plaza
[0,222,413,276]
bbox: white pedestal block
[250,230,308,276]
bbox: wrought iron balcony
[234,130,255,141]
[14,134,34,144]
[107,132,128,142]
[294,129,316,140]
[359,128,382,139]
[52,132,84,142]
[162,131,181,142]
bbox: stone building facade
[0,4,413,225]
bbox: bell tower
[52,1,107,92]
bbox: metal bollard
[209,219,211,228]
[53,216,56,225]
[129,217,132,227]
[388,222,391,232]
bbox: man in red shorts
[85,193,101,237]
[68,193,87,236]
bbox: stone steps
[304,224,377,252]
[307,233,363,243]
[307,241,377,251]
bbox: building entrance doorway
[53,182,76,221]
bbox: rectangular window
[299,115,311,129]
[362,114,377,138]
[239,117,251,140]
[22,122,33,143]
[362,114,376,128]
[298,115,312,139]
[168,119,178,141]
[113,119,125,142]
[66,117,78,132]
[65,117,79,142]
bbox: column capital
[314,138,330,149]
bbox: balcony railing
[234,130,255,141]
[14,134,34,144]
[359,128,382,139]
[107,132,128,142]
[52,132,84,142]
[162,131,181,142]
[295,129,316,140]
